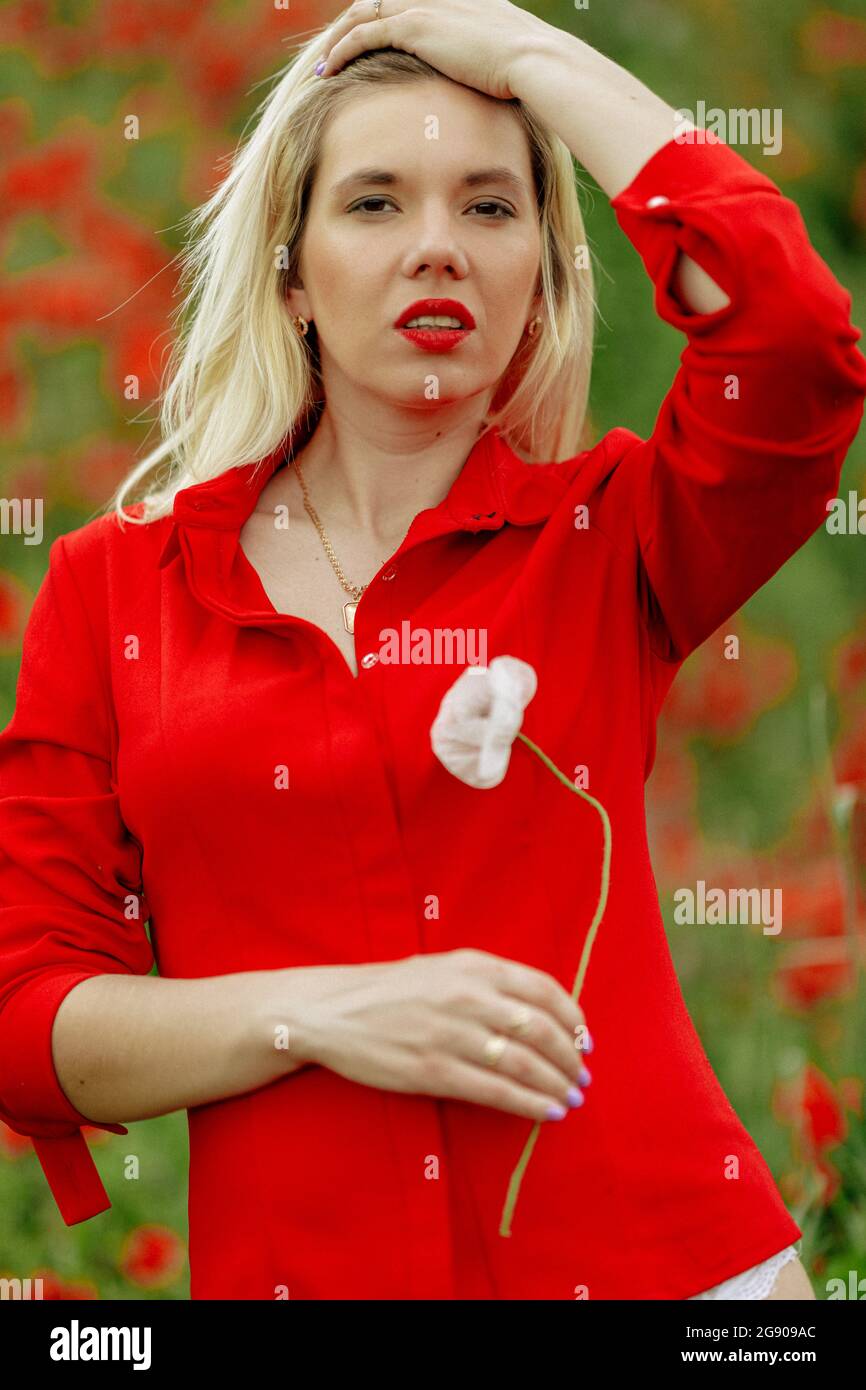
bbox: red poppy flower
[0,572,31,649]
[119,1225,186,1289]
[834,629,866,695]
[0,364,25,432]
[773,937,856,1009]
[2,143,90,214]
[799,12,866,70]
[773,1064,852,1208]
[770,858,864,1008]
[773,1062,847,1152]
[660,628,796,739]
[834,716,866,787]
[31,1268,99,1300]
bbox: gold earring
[294,315,310,337]
[527,316,542,339]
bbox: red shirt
[1,134,865,1300]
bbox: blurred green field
[1,0,864,1299]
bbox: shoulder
[531,426,651,563]
[56,502,173,587]
[544,425,648,496]
[37,505,174,677]
[493,426,649,534]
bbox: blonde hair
[106,36,597,529]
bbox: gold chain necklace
[291,456,366,634]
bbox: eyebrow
[330,166,530,200]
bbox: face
[288,77,543,410]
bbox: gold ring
[509,1005,533,1037]
[482,1034,507,1067]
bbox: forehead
[317,78,534,184]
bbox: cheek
[485,241,540,304]
[484,276,534,331]
[303,237,368,320]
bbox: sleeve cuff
[0,970,129,1224]
[609,134,783,337]
[610,130,778,210]
[0,969,124,1129]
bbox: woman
[1,1,864,1301]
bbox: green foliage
[1,0,863,1299]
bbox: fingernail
[314,59,326,75]
[577,1029,594,1054]
[578,1065,592,1087]
[546,1102,567,1120]
[567,1086,585,1107]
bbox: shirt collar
[157,421,580,571]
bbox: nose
[401,206,470,280]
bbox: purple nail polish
[578,1065,592,1087]
[567,1086,585,1107]
[314,60,326,75]
[546,1102,567,1120]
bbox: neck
[292,393,493,543]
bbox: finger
[454,1022,584,1109]
[314,0,376,60]
[432,1055,574,1124]
[448,977,586,1089]
[487,994,589,1091]
[491,956,587,1043]
[319,15,405,78]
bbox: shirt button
[361,652,379,669]
[646,195,670,208]
[381,568,397,581]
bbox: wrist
[505,18,563,101]
[507,24,612,104]
[253,966,319,1079]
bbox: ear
[285,278,313,323]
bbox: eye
[348,197,397,214]
[347,198,515,218]
[468,201,515,219]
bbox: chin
[400,362,497,397]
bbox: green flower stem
[498,731,612,1239]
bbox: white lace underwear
[688,1244,800,1300]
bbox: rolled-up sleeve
[0,532,154,1224]
[599,132,866,667]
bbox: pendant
[342,600,358,634]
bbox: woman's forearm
[508,25,731,315]
[51,966,316,1124]
[508,26,681,200]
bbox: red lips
[394,299,476,329]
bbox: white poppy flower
[429,652,612,1239]
[430,656,538,788]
